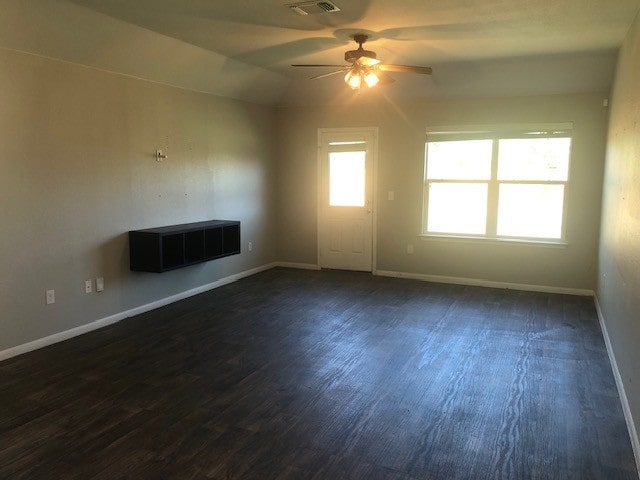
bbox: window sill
[418,234,568,248]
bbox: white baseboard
[3,260,636,476]
[594,296,640,474]
[0,262,278,363]
[0,262,596,365]
[0,313,126,363]
[375,269,594,296]
[275,261,320,270]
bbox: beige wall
[0,47,611,356]
[0,48,278,352]
[599,11,640,452]
[276,93,609,289]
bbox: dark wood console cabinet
[129,220,240,273]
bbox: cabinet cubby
[129,220,241,273]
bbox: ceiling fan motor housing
[345,33,377,63]
[345,48,377,63]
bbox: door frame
[317,127,378,273]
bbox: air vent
[287,1,341,15]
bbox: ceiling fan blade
[310,69,350,80]
[379,64,433,75]
[291,64,349,68]
[376,72,396,85]
[235,37,344,67]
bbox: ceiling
[69,0,638,68]
[4,0,640,105]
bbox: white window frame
[421,123,573,244]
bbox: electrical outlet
[248,242,253,252]
[407,244,414,254]
[46,289,55,305]
[85,279,93,294]
[96,277,104,292]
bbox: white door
[318,128,376,271]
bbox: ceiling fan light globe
[364,71,379,87]
[344,70,362,89]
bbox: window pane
[427,183,488,234]
[498,138,570,181]
[426,140,493,180]
[497,184,564,238]
[329,151,365,206]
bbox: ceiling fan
[292,33,432,90]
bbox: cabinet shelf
[129,220,240,273]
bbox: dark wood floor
[0,268,637,479]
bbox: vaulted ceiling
[2,0,639,105]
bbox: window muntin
[423,126,571,242]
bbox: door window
[329,151,366,207]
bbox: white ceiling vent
[286,1,341,16]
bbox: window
[423,124,572,242]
